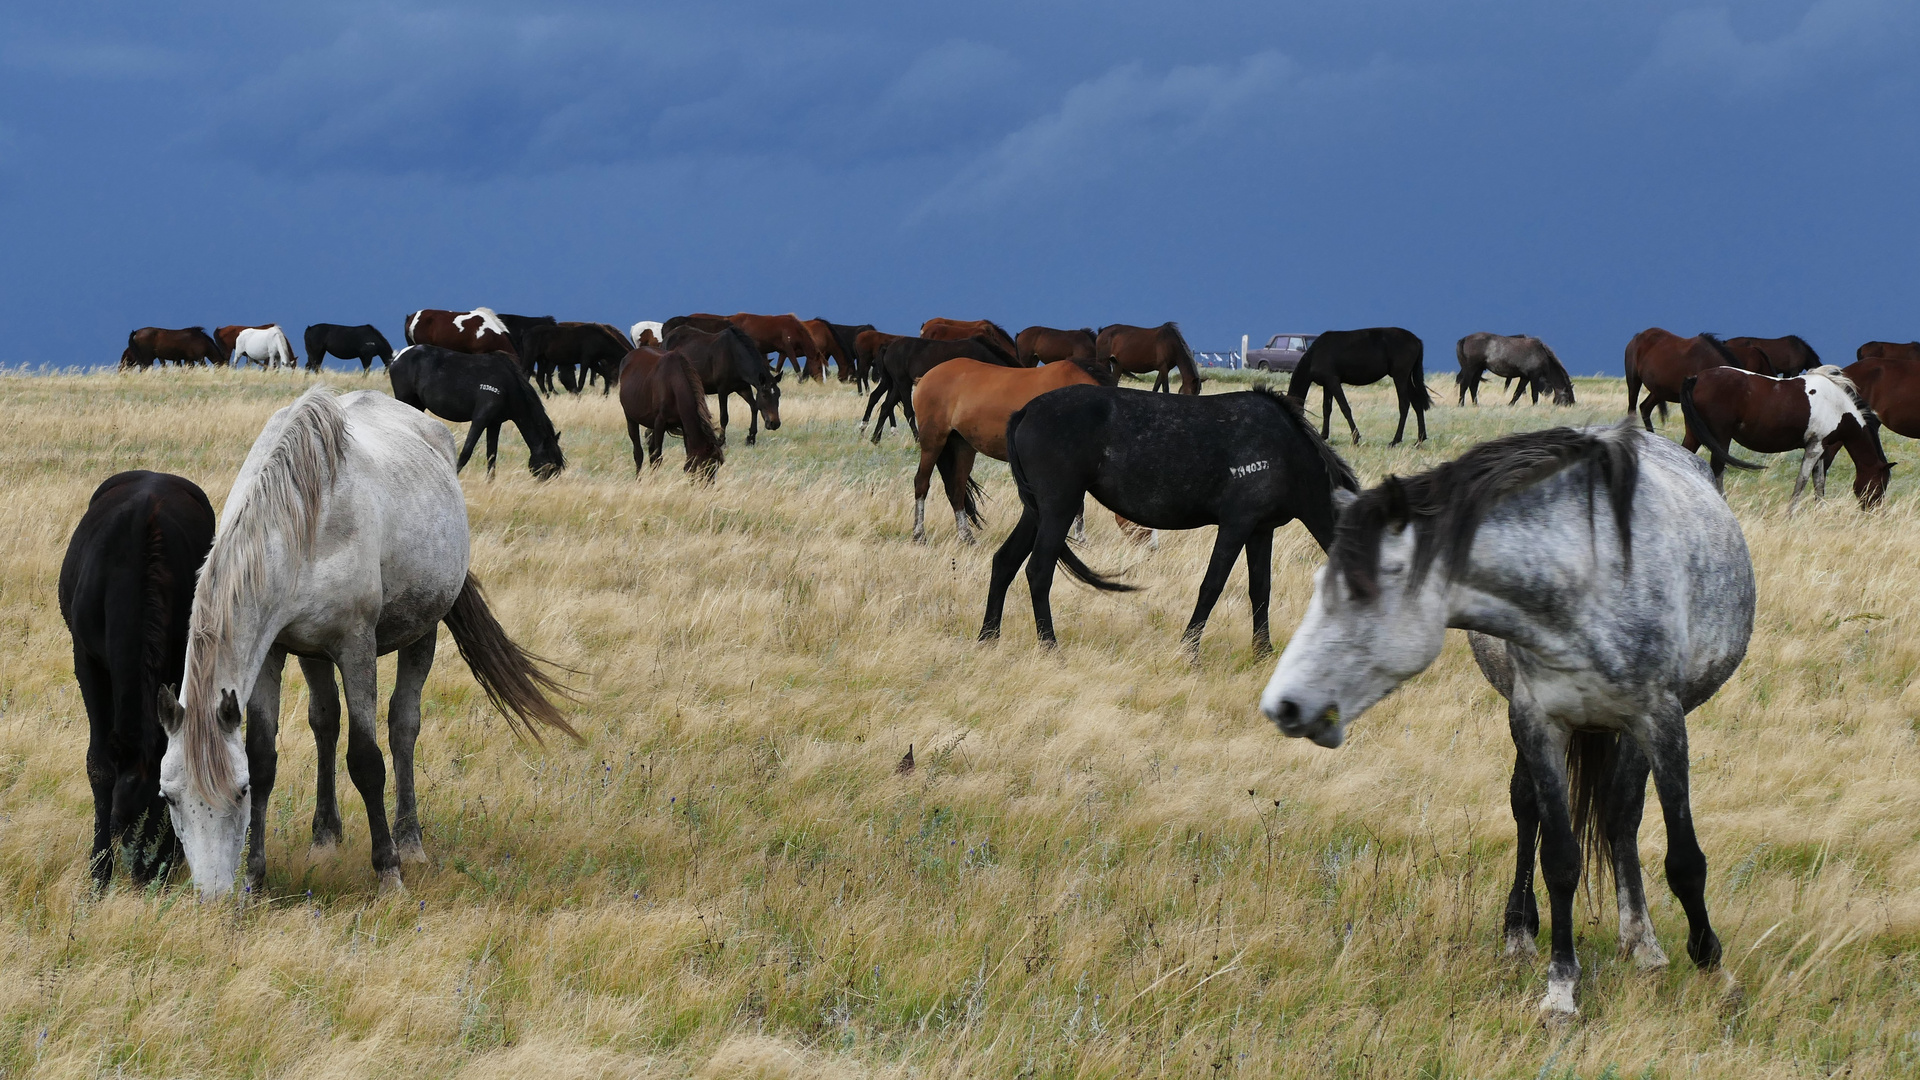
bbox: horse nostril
[1277,700,1301,723]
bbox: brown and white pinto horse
[909,356,1118,543]
[1624,328,1746,430]
[1724,335,1821,378]
[1016,326,1097,366]
[1096,322,1202,394]
[121,327,226,369]
[921,318,1020,360]
[618,347,724,481]
[1843,353,1920,439]
[1679,365,1891,509]
[406,308,516,355]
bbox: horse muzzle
[1262,697,1346,749]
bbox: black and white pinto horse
[1259,424,1754,1017]
[1456,332,1576,406]
[158,387,577,897]
[979,386,1358,658]
[304,324,395,373]
[59,471,216,890]
[389,345,566,478]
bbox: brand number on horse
[1230,460,1269,479]
[479,383,500,393]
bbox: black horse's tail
[1566,730,1618,898]
[936,434,986,528]
[1679,375,1763,473]
[1405,335,1433,410]
[1004,408,1137,593]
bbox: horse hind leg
[1646,705,1722,972]
[1502,751,1542,958]
[387,632,435,864]
[1181,524,1253,663]
[1604,739,1668,969]
[980,506,1041,641]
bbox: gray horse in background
[1258,423,1753,1017]
[1457,332,1576,406]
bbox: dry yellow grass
[0,367,1916,1078]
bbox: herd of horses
[79,309,1920,1021]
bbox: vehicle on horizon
[1247,333,1317,372]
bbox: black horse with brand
[304,324,396,373]
[663,324,783,445]
[389,345,566,478]
[59,470,216,890]
[979,386,1358,658]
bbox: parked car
[1246,333,1316,372]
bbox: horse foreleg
[484,424,500,479]
[1181,525,1251,662]
[1153,365,1169,393]
[1320,387,1335,440]
[1332,385,1362,444]
[1245,527,1275,656]
[387,632,434,864]
[1509,378,1529,406]
[300,658,344,849]
[647,424,666,467]
[743,389,760,446]
[1513,708,1584,1015]
[628,420,647,476]
[242,648,286,897]
[980,507,1041,641]
[715,393,730,445]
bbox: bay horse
[618,347,725,481]
[390,345,566,479]
[216,324,273,360]
[1016,326,1097,366]
[730,312,818,378]
[1623,328,1745,430]
[921,318,1020,360]
[1095,322,1202,394]
[908,356,1118,543]
[663,324,783,445]
[1286,327,1430,444]
[822,321,875,385]
[520,322,632,395]
[60,470,215,890]
[979,386,1358,658]
[121,327,226,370]
[157,387,577,897]
[303,324,395,373]
[233,326,298,370]
[1843,353,1920,439]
[1857,341,1920,365]
[1456,333,1575,406]
[405,307,516,356]
[865,335,1019,443]
[1261,424,1753,1017]
[1724,335,1820,378]
[663,313,734,338]
[854,329,907,395]
[1679,366,1891,508]
[801,318,859,383]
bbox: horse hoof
[378,869,406,895]
[912,531,928,545]
[311,829,342,854]
[396,839,428,865]
[1504,931,1539,960]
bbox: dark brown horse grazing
[1843,354,1920,439]
[908,356,1119,543]
[1723,336,1821,378]
[921,318,1021,360]
[121,327,226,370]
[406,308,516,355]
[1096,323,1202,394]
[730,312,817,377]
[1679,365,1891,509]
[1016,326,1097,366]
[618,347,724,481]
[800,319,853,383]
[1624,328,1746,430]
[663,325,783,444]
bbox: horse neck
[1438,477,1621,662]
[181,535,296,727]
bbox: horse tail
[1566,730,1618,899]
[1454,338,1477,403]
[1405,335,1432,410]
[677,364,724,478]
[1004,407,1138,594]
[1679,375,1763,472]
[1166,322,1203,393]
[443,573,581,743]
[937,435,986,528]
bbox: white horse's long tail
[442,572,581,742]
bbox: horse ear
[1331,488,1359,516]
[156,686,184,737]
[216,689,243,734]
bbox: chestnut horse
[1843,353,1920,439]
[1624,328,1746,430]
[801,318,866,383]
[121,327,226,369]
[663,313,734,337]
[1856,341,1920,365]
[1724,335,1821,378]
[909,357,1119,543]
[1679,365,1890,509]
[1096,322,1202,394]
[618,347,724,481]
[922,318,1019,360]
[406,308,516,355]
[731,312,817,377]
[1016,326,1097,366]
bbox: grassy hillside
[0,367,1914,1078]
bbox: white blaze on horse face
[1259,527,1450,748]
[158,710,251,899]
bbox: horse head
[157,685,251,898]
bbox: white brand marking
[1230,460,1270,478]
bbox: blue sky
[2,1,1915,373]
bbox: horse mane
[182,387,350,804]
[1329,424,1639,600]
[594,322,633,349]
[142,514,174,740]
[1806,365,1870,412]
[1699,333,1742,368]
[1069,355,1121,386]
[1786,335,1820,366]
[1252,386,1358,494]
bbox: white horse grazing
[631,320,664,347]
[234,325,297,369]
[1260,425,1754,1017]
[158,386,576,898]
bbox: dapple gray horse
[1259,424,1753,1016]
[1456,332,1576,406]
[158,386,576,898]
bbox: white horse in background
[234,325,298,369]
[1260,424,1753,1017]
[631,320,664,347]
[158,386,576,898]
